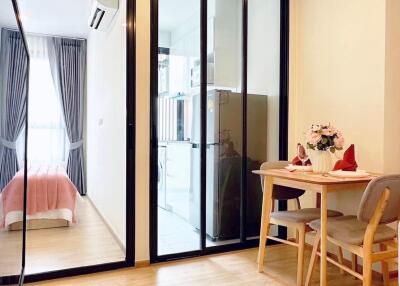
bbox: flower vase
[310,150,333,173]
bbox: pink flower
[321,129,331,136]
[308,132,322,145]
[334,134,345,148]
[321,126,337,136]
[306,124,344,152]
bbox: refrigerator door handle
[206,143,219,149]
[190,143,219,149]
[191,143,200,149]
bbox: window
[18,37,68,166]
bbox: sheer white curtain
[17,35,68,166]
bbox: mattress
[0,165,81,229]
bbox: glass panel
[17,0,126,274]
[247,0,281,239]
[157,0,201,255]
[206,0,242,247]
[0,1,28,281]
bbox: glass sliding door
[4,0,136,281]
[205,0,243,247]
[151,0,289,261]
[156,0,201,256]
[17,0,128,274]
[0,0,29,284]
[0,0,135,283]
[246,0,281,240]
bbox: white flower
[311,124,321,132]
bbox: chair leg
[305,231,320,286]
[337,246,344,275]
[379,243,390,286]
[296,226,306,286]
[362,252,372,286]
[351,254,358,279]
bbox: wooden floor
[0,198,125,276]
[29,245,397,286]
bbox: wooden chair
[258,161,343,286]
[305,175,400,286]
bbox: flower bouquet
[306,124,344,173]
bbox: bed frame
[9,219,69,231]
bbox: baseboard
[135,260,150,268]
[85,195,126,253]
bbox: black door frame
[150,0,290,263]
[8,1,30,285]
[1,0,136,284]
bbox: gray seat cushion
[309,215,397,245]
[270,208,343,223]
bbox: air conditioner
[88,0,119,31]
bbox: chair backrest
[357,174,400,224]
[260,161,305,200]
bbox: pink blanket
[1,165,78,227]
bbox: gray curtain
[0,29,28,191]
[47,37,86,195]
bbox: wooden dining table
[252,168,378,286]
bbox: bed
[0,165,80,231]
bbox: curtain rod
[2,27,87,41]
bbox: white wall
[289,0,387,213]
[247,0,280,161]
[213,0,241,89]
[86,0,127,246]
[169,11,200,57]
[158,31,171,48]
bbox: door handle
[127,123,135,150]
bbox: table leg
[320,188,328,286]
[257,176,273,272]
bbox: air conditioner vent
[88,0,118,31]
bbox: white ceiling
[0,0,92,38]
[0,1,19,30]
[159,0,199,32]
[1,0,200,38]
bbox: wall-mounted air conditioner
[88,0,119,31]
